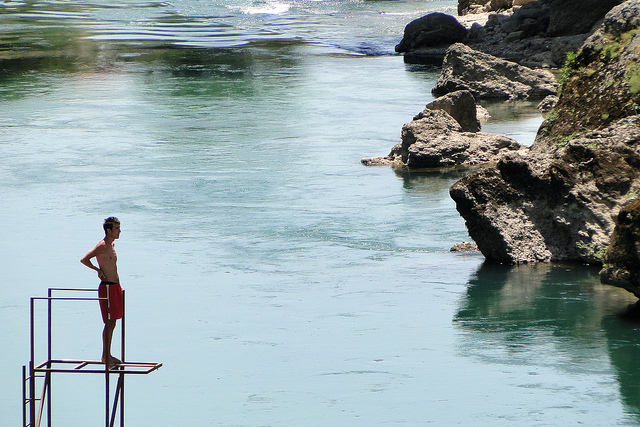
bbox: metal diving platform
[22,288,162,427]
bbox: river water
[2,0,640,425]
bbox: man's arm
[81,242,106,280]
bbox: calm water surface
[2,0,640,425]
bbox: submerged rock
[450,241,480,252]
[432,43,558,100]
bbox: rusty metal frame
[23,288,161,427]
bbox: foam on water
[239,1,292,15]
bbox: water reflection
[455,262,640,421]
[603,301,640,419]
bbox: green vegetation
[558,51,578,95]
[600,29,637,62]
[557,131,581,148]
[621,29,638,45]
[576,241,607,264]
[626,63,640,94]
[602,41,621,61]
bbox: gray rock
[460,0,624,67]
[361,96,525,169]
[459,0,490,15]
[490,0,513,12]
[545,0,625,37]
[424,90,481,132]
[394,109,525,168]
[432,43,558,100]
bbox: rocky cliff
[449,1,640,267]
[534,0,640,148]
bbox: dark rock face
[536,95,558,113]
[395,13,468,54]
[455,0,626,68]
[450,116,640,263]
[432,43,558,100]
[601,198,640,297]
[545,0,625,36]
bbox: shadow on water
[393,167,474,192]
[455,261,640,422]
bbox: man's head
[103,217,121,239]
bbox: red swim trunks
[98,282,124,323]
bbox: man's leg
[102,319,120,365]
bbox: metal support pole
[22,366,26,427]
[105,363,110,427]
[30,298,36,427]
[47,289,52,427]
[37,375,49,427]
[121,290,125,427]
[105,284,111,427]
[110,375,124,427]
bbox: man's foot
[102,355,122,367]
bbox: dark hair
[103,217,120,234]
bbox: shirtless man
[80,217,123,367]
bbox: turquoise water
[2,0,640,425]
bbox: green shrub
[557,51,579,97]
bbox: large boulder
[450,116,640,263]
[395,13,468,53]
[432,43,558,100]
[395,13,468,62]
[545,0,625,37]
[601,199,640,297]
